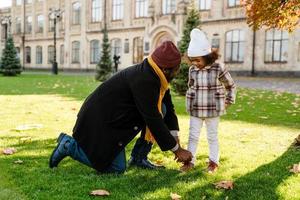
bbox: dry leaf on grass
[170,193,181,200]
[2,148,17,155]
[214,180,234,190]
[90,189,110,196]
[14,159,24,164]
[289,163,300,174]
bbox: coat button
[118,142,123,146]
[133,126,138,131]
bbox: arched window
[265,29,288,62]
[72,2,81,25]
[112,0,124,20]
[92,0,103,22]
[36,46,43,64]
[37,15,44,33]
[136,0,148,18]
[72,41,80,63]
[225,30,245,62]
[162,0,176,14]
[133,37,143,64]
[111,38,122,57]
[90,40,100,64]
[25,46,31,63]
[48,45,54,64]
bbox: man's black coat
[72,59,179,172]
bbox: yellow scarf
[145,56,169,143]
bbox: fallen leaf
[289,163,300,174]
[14,159,23,164]
[214,180,234,190]
[170,193,181,200]
[2,148,17,155]
[90,189,110,196]
[13,124,43,131]
[71,108,77,111]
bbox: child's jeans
[188,116,220,164]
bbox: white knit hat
[187,28,211,57]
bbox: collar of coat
[144,56,169,143]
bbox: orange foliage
[241,0,300,32]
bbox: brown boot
[207,160,218,174]
[180,162,194,172]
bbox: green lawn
[0,74,299,200]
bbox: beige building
[1,0,300,75]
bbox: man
[49,41,192,173]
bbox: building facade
[1,0,300,75]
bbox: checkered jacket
[186,62,236,118]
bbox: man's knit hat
[187,28,211,57]
[151,41,181,68]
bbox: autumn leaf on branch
[241,0,300,32]
[214,180,234,190]
[90,189,110,196]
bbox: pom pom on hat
[187,28,211,57]
[151,41,181,69]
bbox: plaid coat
[186,62,236,118]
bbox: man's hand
[173,147,192,163]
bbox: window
[72,2,81,25]
[228,0,240,7]
[124,39,129,54]
[16,47,20,59]
[49,19,55,32]
[48,46,55,64]
[15,17,21,34]
[225,30,245,62]
[136,0,148,18]
[212,38,220,49]
[25,0,32,4]
[37,15,44,33]
[16,0,22,6]
[111,38,122,57]
[60,45,64,64]
[198,0,211,10]
[36,46,43,64]
[25,47,31,63]
[265,29,288,62]
[25,16,32,34]
[112,0,124,20]
[133,37,143,64]
[92,0,102,22]
[90,40,100,64]
[162,0,176,14]
[72,41,80,63]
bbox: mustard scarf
[145,56,169,143]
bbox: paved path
[234,76,300,94]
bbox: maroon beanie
[151,41,181,69]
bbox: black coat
[72,59,179,172]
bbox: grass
[0,74,299,200]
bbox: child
[181,28,236,173]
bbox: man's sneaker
[207,160,218,174]
[49,133,71,168]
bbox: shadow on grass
[185,144,300,200]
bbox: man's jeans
[66,136,126,173]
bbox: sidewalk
[234,76,300,94]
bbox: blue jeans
[66,136,126,173]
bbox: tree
[0,37,22,76]
[95,27,113,81]
[242,0,300,32]
[172,1,200,95]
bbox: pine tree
[95,27,113,81]
[172,1,200,95]
[0,37,22,76]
